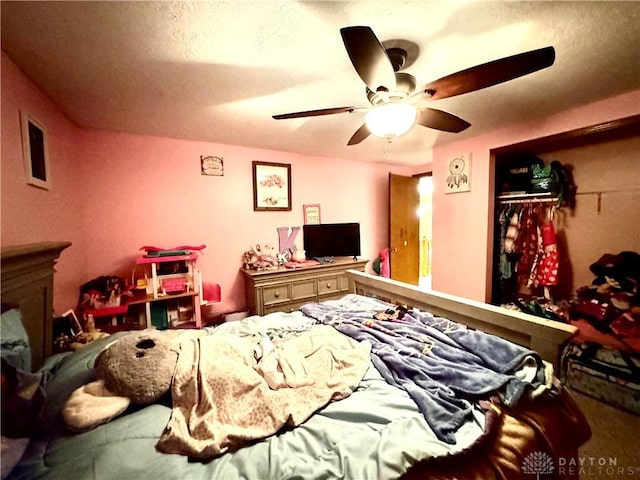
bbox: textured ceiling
[2,1,639,166]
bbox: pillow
[0,306,31,372]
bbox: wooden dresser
[241,258,368,315]
[1,241,72,371]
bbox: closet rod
[498,197,558,204]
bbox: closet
[490,114,640,307]
[495,196,561,306]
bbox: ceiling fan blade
[347,123,371,146]
[417,108,471,133]
[273,106,356,120]
[424,46,556,100]
[340,26,396,93]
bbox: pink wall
[2,52,412,315]
[1,52,87,311]
[75,130,411,315]
[428,89,640,302]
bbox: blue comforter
[301,295,546,443]
[7,310,486,480]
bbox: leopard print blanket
[156,325,371,458]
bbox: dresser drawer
[264,299,310,315]
[291,279,317,300]
[262,284,291,305]
[317,276,340,296]
[337,274,351,291]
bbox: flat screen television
[303,222,361,260]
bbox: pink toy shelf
[134,251,203,328]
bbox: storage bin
[561,342,640,415]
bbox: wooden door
[389,173,420,285]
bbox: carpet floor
[569,388,640,479]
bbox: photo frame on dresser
[21,110,51,190]
[303,204,321,224]
[252,161,292,211]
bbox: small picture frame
[53,309,83,338]
[201,155,224,176]
[303,204,321,224]
[252,161,292,211]
[21,110,51,190]
[445,153,471,194]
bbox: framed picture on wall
[445,153,471,194]
[303,204,321,224]
[21,110,51,190]
[252,161,292,211]
[201,155,224,176]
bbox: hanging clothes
[526,223,544,289]
[503,206,520,254]
[515,204,540,287]
[537,209,559,287]
[498,207,513,279]
[497,200,562,304]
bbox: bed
[1,242,591,480]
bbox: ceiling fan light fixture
[365,102,417,139]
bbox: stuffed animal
[95,331,178,404]
[241,244,280,270]
[62,330,203,432]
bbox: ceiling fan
[273,26,555,146]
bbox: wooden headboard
[1,241,71,371]
[347,270,577,371]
